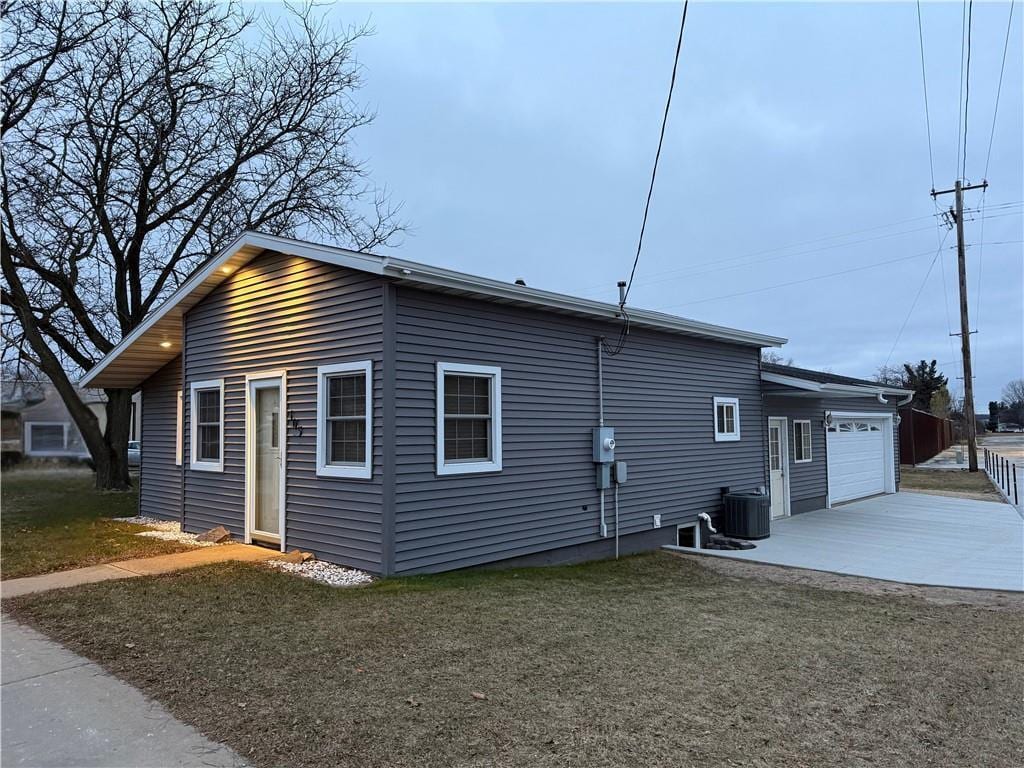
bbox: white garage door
[827,418,889,503]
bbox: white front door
[247,374,285,546]
[768,417,789,519]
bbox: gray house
[82,232,911,575]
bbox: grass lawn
[1,470,193,579]
[900,466,1003,500]
[6,555,1022,767]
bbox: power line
[916,0,937,191]
[575,206,1022,297]
[977,1,1017,332]
[962,0,974,178]
[621,0,689,310]
[984,0,1016,178]
[956,0,968,179]
[884,229,954,369]
[654,244,954,311]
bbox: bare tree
[760,350,794,366]
[1,0,401,489]
[1002,379,1024,425]
[873,364,906,389]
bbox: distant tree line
[988,380,1024,431]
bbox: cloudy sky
[298,1,1022,405]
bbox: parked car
[128,440,141,467]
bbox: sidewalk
[1,617,248,767]
[1,544,279,599]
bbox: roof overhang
[761,371,914,403]
[82,232,787,389]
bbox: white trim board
[315,361,373,480]
[436,361,503,476]
[189,379,224,473]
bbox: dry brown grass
[6,554,1022,768]
[899,466,1003,501]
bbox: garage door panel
[827,418,888,503]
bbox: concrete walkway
[1,544,279,599]
[1,617,248,767]
[674,492,1024,591]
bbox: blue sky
[289,2,1022,405]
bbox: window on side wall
[437,362,502,475]
[316,361,372,479]
[794,419,812,463]
[713,397,740,442]
[190,380,224,472]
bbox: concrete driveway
[691,492,1024,591]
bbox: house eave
[82,231,787,389]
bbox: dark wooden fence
[898,407,953,465]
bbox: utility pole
[932,179,987,472]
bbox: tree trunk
[93,389,133,491]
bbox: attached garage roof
[761,363,914,402]
[81,231,787,389]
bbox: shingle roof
[761,363,896,390]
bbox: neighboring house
[82,232,912,575]
[0,381,141,462]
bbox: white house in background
[6,381,141,459]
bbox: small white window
[794,420,812,463]
[190,379,224,472]
[175,390,183,466]
[713,397,740,442]
[436,362,502,475]
[316,361,372,479]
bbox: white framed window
[794,419,812,463]
[436,362,502,476]
[713,396,740,442]
[316,361,372,479]
[190,379,224,472]
[175,390,183,466]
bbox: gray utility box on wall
[592,427,616,463]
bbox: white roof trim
[83,231,787,388]
[761,371,914,399]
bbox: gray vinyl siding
[765,393,901,513]
[392,288,766,574]
[139,355,182,520]
[183,250,386,571]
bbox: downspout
[597,337,607,538]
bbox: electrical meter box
[592,427,616,463]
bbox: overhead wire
[605,0,689,356]
[653,242,956,312]
[976,0,1017,331]
[962,0,974,178]
[883,228,955,369]
[916,0,937,191]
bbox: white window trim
[316,361,373,480]
[794,419,813,463]
[713,396,741,442]
[189,379,224,472]
[24,421,72,456]
[175,390,183,466]
[436,361,502,476]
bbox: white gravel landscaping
[267,559,373,587]
[111,516,220,547]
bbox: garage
[826,416,893,503]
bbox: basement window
[677,523,701,549]
[436,362,502,476]
[713,397,741,442]
[794,420,812,463]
